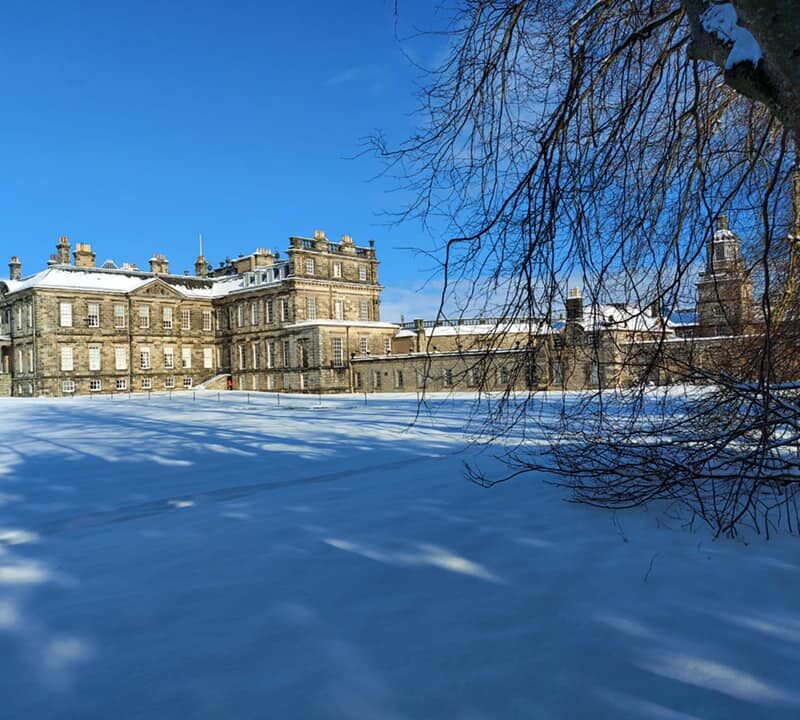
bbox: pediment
[130,277,186,299]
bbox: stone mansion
[0,218,766,397]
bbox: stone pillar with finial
[8,256,21,281]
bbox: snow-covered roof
[579,304,672,333]
[0,265,285,300]
[288,319,399,330]
[394,321,552,339]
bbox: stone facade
[0,216,774,397]
[0,232,395,396]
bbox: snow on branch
[700,2,762,70]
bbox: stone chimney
[8,256,21,281]
[716,215,729,232]
[149,254,169,275]
[566,287,584,322]
[73,243,96,268]
[253,248,274,268]
[313,229,328,251]
[56,235,71,265]
[194,255,208,277]
[413,318,425,353]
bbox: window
[141,377,152,390]
[282,373,290,391]
[252,343,260,370]
[354,372,362,389]
[163,307,173,330]
[358,265,367,282]
[16,305,22,331]
[359,337,369,356]
[183,377,193,389]
[87,303,100,328]
[139,305,150,329]
[552,361,564,386]
[140,347,152,370]
[250,302,259,326]
[116,378,127,392]
[181,347,192,369]
[384,337,392,355]
[182,308,191,329]
[266,299,274,323]
[17,349,22,373]
[114,305,126,329]
[267,342,275,369]
[60,346,74,372]
[266,375,274,390]
[297,341,308,369]
[59,302,73,328]
[88,346,101,372]
[395,370,404,388]
[26,302,32,328]
[202,310,212,331]
[306,296,317,320]
[444,369,453,387]
[333,262,342,279]
[113,347,126,371]
[89,379,102,393]
[62,379,75,394]
[282,340,290,367]
[305,257,315,275]
[203,347,213,369]
[164,347,175,369]
[499,367,510,385]
[334,299,344,320]
[359,301,370,321]
[373,370,382,390]
[165,376,175,389]
[237,303,245,328]
[332,338,344,367]
[227,306,234,329]
[280,299,289,322]
[28,348,34,373]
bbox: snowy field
[1,391,799,720]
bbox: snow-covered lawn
[1,392,799,719]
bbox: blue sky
[0,0,452,320]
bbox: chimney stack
[149,254,169,275]
[194,255,208,277]
[715,215,729,232]
[73,243,96,268]
[566,287,584,322]
[56,235,71,265]
[8,256,21,281]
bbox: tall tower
[695,216,753,333]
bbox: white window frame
[162,306,173,330]
[141,377,152,390]
[164,347,175,370]
[182,308,191,329]
[89,378,102,393]
[88,346,102,372]
[305,257,315,275]
[62,379,75,394]
[140,347,152,370]
[307,296,317,320]
[384,337,392,355]
[165,376,175,389]
[359,301,370,321]
[202,310,212,331]
[115,346,128,371]
[333,262,342,279]
[181,347,192,369]
[183,376,193,389]
[251,302,259,326]
[139,305,150,329]
[203,347,214,370]
[59,302,73,328]
[359,337,369,356]
[280,299,289,323]
[116,378,128,392]
[333,299,344,321]
[282,340,290,367]
[358,265,367,282]
[266,299,274,324]
[87,302,100,328]
[332,337,344,368]
[59,344,74,370]
[114,304,126,329]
